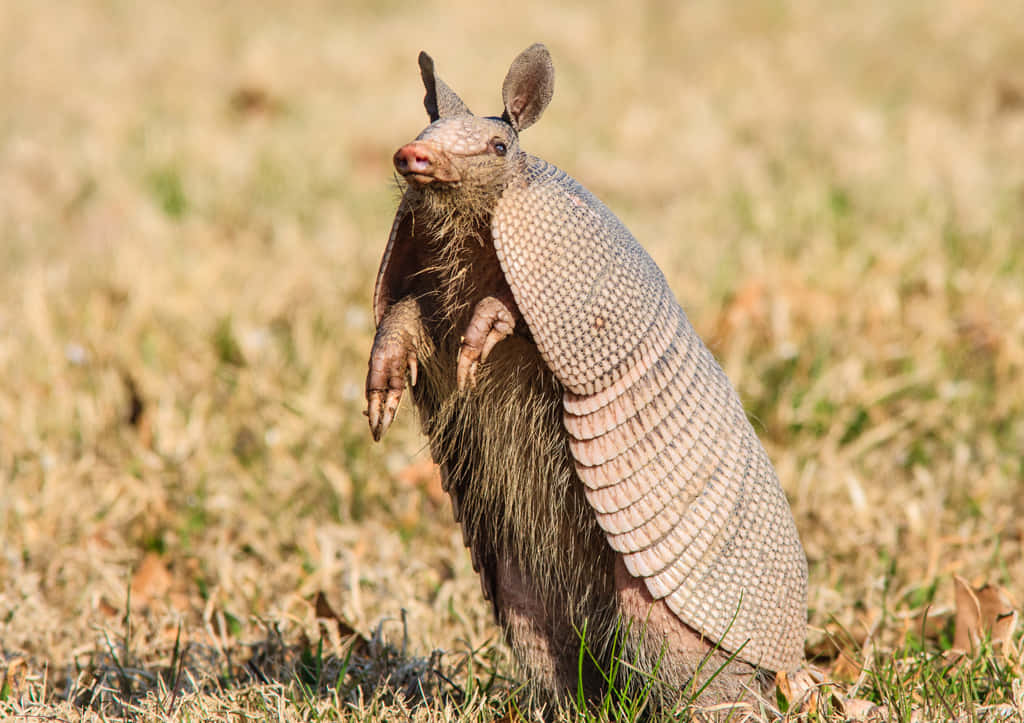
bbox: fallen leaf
[122,370,145,427]
[777,665,887,719]
[97,596,119,618]
[843,697,889,721]
[398,457,445,504]
[713,280,768,343]
[956,310,1002,357]
[776,665,826,714]
[130,552,172,608]
[168,592,192,612]
[805,619,868,680]
[228,85,282,116]
[830,650,863,682]
[995,79,1024,114]
[1,657,28,695]
[712,278,837,347]
[952,575,1019,656]
[311,591,368,654]
[87,524,114,549]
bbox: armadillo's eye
[492,140,507,156]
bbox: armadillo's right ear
[419,51,471,121]
[501,43,554,132]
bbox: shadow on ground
[1,614,515,719]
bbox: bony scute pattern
[492,155,807,672]
[493,161,671,395]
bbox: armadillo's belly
[412,333,612,603]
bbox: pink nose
[393,143,436,176]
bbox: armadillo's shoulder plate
[492,156,673,396]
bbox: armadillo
[366,43,808,711]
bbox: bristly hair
[398,176,507,328]
[391,170,767,714]
[412,330,619,624]
[400,176,500,245]
[395,173,628,703]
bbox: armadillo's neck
[404,179,504,246]
[403,186,508,335]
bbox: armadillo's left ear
[501,43,554,132]
[419,51,472,121]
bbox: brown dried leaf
[1,657,28,695]
[777,665,887,719]
[87,524,115,549]
[228,85,281,116]
[805,619,868,679]
[830,650,864,682]
[956,310,1002,357]
[130,552,172,608]
[97,596,119,618]
[995,78,1024,114]
[398,457,445,505]
[953,575,1019,656]
[168,592,191,613]
[713,280,768,343]
[712,278,837,346]
[776,665,826,714]
[311,591,368,654]
[843,697,890,721]
[976,583,1020,650]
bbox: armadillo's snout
[393,142,460,185]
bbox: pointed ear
[418,51,471,121]
[501,43,554,132]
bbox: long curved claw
[408,351,418,387]
[456,295,519,392]
[479,325,510,363]
[456,345,476,392]
[366,331,419,441]
[367,387,404,442]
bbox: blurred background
[1,0,1022,717]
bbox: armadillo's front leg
[366,297,423,441]
[457,294,521,391]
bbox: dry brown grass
[2,1,1023,720]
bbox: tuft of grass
[148,166,189,220]
[212,317,246,367]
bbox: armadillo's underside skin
[370,149,807,711]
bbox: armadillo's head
[394,115,518,192]
[394,44,553,206]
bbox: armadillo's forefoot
[457,294,520,391]
[366,298,423,441]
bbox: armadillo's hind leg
[366,297,424,441]
[494,556,605,707]
[457,294,521,390]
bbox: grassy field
[2,0,1023,720]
